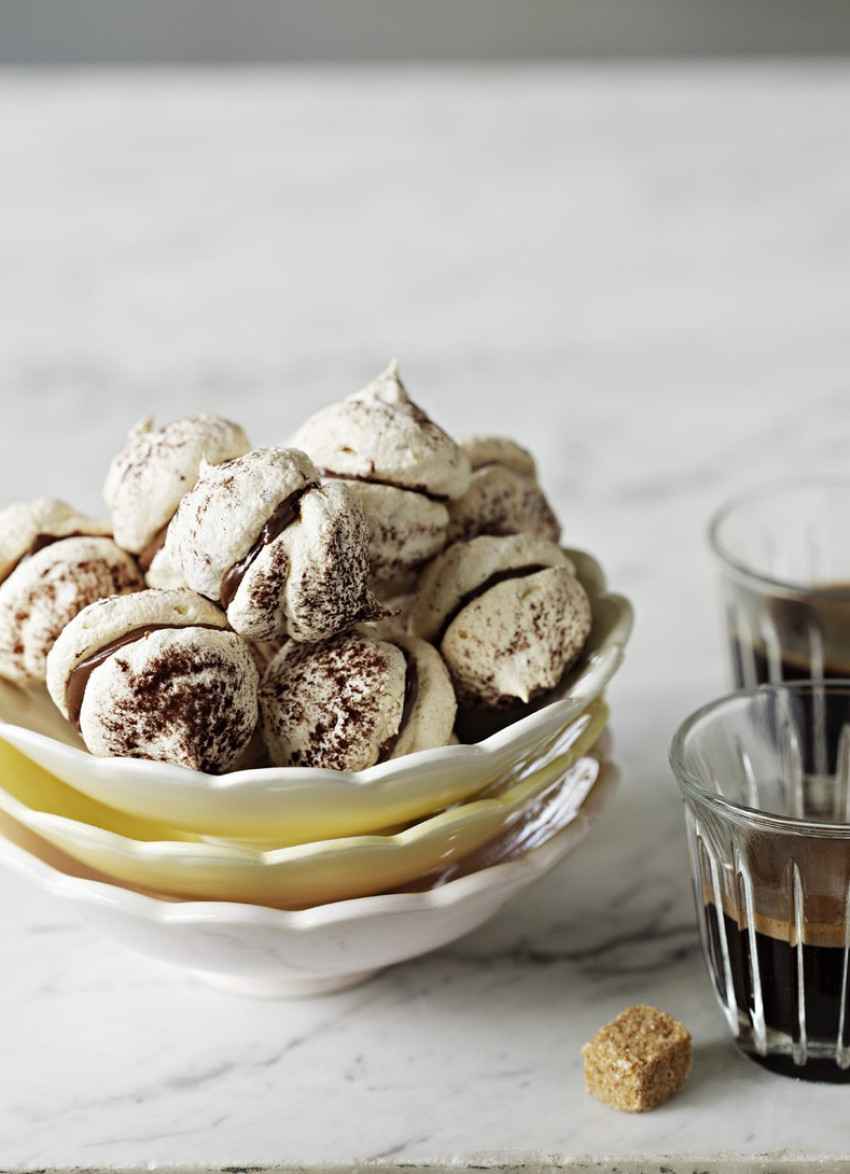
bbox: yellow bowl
[0,700,608,908]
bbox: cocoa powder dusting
[261,634,404,771]
[0,541,144,682]
[94,636,256,773]
[284,494,374,641]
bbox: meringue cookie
[166,447,384,642]
[259,629,456,771]
[142,543,188,591]
[446,436,561,545]
[408,534,591,709]
[392,635,457,759]
[46,588,258,774]
[244,479,386,643]
[0,500,144,685]
[339,479,449,589]
[0,498,111,584]
[103,412,251,561]
[368,591,415,642]
[291,361,471,585]
[459,436,539,480]
[292,361,471,498]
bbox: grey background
[2,0,850,63]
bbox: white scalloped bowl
[0,549,632,843]
[0,751,619,996]
[0,700,607,906]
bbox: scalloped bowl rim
[0,700,608,868]
[0,756,618,931]
[0,641,624,792]
[0,732,607,907]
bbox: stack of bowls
[0,549,632,996]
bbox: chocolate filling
[376,649,420,763]
[318,468,449,504]
[138,522,170,572]
[28,532,86,558]
[65,622,223,730]
[0,531,89,587]
[219,484,316,610]
[437,563,549,644]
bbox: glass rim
[669,679,850,836]
[708,476,850,599]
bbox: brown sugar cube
[581,1004,692,1113]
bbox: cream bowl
[0,752,619,997]
[0,549,632,843]
[0,700,607,906]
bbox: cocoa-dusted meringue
[166,447,385,642]
[368,591,415,643]
[142,544,188,591]
[103,413,251,580]
[259,629,456,771]
[446,435,561,545]
[46,588,259,774]
[340,479,449,593]
[0,499,144,685]
[0,498,108,583]
[460,436,539,480]
[291,360,471,587]
[408,534,592,709]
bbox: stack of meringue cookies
[0,362,592,776]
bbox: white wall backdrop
[1,0,850,63]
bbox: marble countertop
[2,64,850,1173]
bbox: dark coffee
[730,637,850,689]
[728,653,850,788]
[730,587,850,785]
[730,585,850,689]
[703,902,850,1082]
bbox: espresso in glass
[710,479,850,694]
[671,682,850,1081]
[728,585,850,688]
[703,901,850,1082]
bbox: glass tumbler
[709,478,850,689]
[671,681,850,1081]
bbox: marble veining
[2,63,850,1172]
